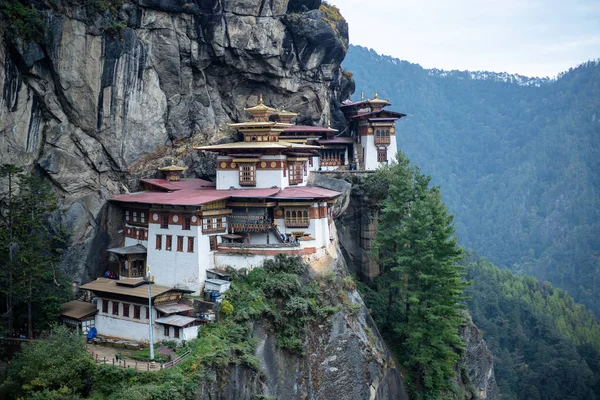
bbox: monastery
[64,94,405,343]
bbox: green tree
[1,325,95,398]
[0,166,71,337]
[371,154,468,398]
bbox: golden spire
[374,91,379,99]
[259,94,264,105]
[361,92,364,100]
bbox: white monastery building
[76,94,405,343]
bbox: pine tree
[0,166,71,337]
[371,154,468,398]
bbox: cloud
[328,0,600,77]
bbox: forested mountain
[464,255,600,399]
[344,45,600,315]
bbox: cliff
[0,0,353,282]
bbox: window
[238,163,256,186]
[284,208,310,228]
[156,235,162,250]
[134,305,141,319]
[125,211,130,221]
[112,301,119,316]
[288,163,303,185]
[123,304,130,318]
[377,147,387,163]
[164,325,170,336]
[102,299,109,313]
[187,237,194,253]
[166,235,172,251]
[141,212,146,223]
[174,327,180,338]
[133,212,137,222]
[183,216,191,230]
[209,236,218,251]
[177,236,184,252]
[145,307,150,319]
[161,213,169,229]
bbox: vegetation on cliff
[0,165,72,339]
[464,255,600,399]
[344,45,600,317]
[0,255,345,399]
[358,154,469,399]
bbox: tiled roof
[140,178,215,191]
[60,300,98,320]
[283,125,338,133]
[80,278,189,299]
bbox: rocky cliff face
[0,0,353,282]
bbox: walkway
[86,344,157,371]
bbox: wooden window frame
[174,326,180,339]
[238,163,256,187]
[188,237,194,253]
[133,305,141,319]
[166,235,173,251]
[209,236,218,251]
[284,207,310,228]
[377,147,388,163]
[177,236,184,252]
[160,213,169,229]
[183,216,191,230]
[102,299,109,313]
[164,325,170,336]
[145,307,150,320]
[156,234,162,250]
[112,301,119,316]
[288,163,303,185]
[122,303,130,318]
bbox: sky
[327,0,600,78]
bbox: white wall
[216,155,289,190]
[389,135,398,164]
[361,135,377,171]
[155,325,199,342]
[147,222,210,295]
[94,300,156,342]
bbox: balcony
[374,136,391,145]
[228,216,271,232]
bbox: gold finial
[374,91,379,99]
[361,92,364,100]
[171,159,176,165]
[327,119,331,128]
[259,94,264,105]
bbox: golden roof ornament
[158,158,186,172]
[361,92,364,100]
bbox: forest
[344,45,600,317]
[358,156,600,400]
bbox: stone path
[86,344,159,371]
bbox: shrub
[0,0,45,43]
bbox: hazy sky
[327,0,600,77]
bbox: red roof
[140,178,215,191]
[112,189,231,206]
[228,188,281,198]
[346,110,406,120]
[283,125,338,133]
[273,186,340,199]
[318,137,355,144]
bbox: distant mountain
[343,45,600,316]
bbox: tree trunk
[28,275,33,339]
